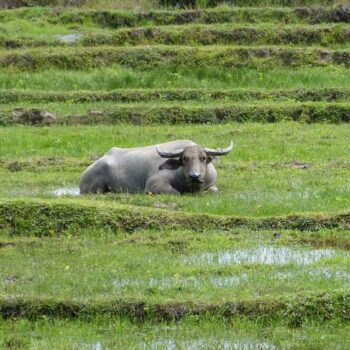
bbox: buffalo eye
[200,156,206,162]
[183,156,189,162]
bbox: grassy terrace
[1,45,350,70]
[2,101,350,124]
[3,23,350,47]
[1,0,350,348]
[1,6,350,29]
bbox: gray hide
[79,140,233,195]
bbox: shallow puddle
[91,341,102,350]
[56,33,83,43]
[112,275,246,289]
[52,187,80,196]
[112,267,349,291]
[147,338,275,350]
[308,268,350,279]
[184,246,336,266]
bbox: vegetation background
[0,0,350,348]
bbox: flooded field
[1,232,349,302]
[184,247,337,266]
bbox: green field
[1,0,350,349]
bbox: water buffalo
[79,140,233,195]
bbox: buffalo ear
[206,156,218,164]
[159,158,182,170]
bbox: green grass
[2,123,350,164]
[1,6,349,30]
[1,66,349,91]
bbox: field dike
[1,102,350,125]
[0,291,349,324]
[1,88,349,104]
[1,198,350,235]
[75,25,350,47]
[1,6,349,28]
[3,24,350,48]
[0,88,350,104]
[1,46,350,70]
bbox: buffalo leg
[145,178,180,195]
[207,185,219,193]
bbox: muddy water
[52,187,80,196]
[184,246,335,266]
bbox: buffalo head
[157,141,233,186]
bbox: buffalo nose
[189,172,200,180]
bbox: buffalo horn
[156,145,184,158]
[204,141,233,156]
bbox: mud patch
[0,241,15,248]
[286,160,311,170]
[10,109,56,126]
[184,247,336,266]
[3,276,19,284]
